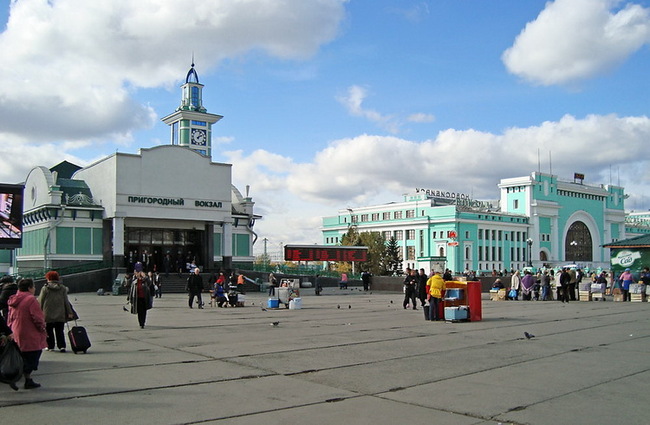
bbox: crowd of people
[0,271,76,390]
[490,266,650,302]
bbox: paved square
[1,288,648,425]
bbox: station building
[321,172,646,274]
[2,63,260,274]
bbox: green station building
[322,172,648,274]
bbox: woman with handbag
[7,278,47,389]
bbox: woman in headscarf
[128,262,154,328]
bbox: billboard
[0,184,24,249]
[284,245,368,262]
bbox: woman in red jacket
[7,278,47,389]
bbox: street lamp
[526,238,533,267]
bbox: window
[498,230,502,241]
[372,213,379,221]
[513,199,519,209]
[382,231,391,241]
[394,211,403,219]
[394,230,403,240]
[351,215,358,223]
[383,212,391,220]
[191,86,200,107]
[406,210,415,218]
[465,231,470,238]
[406,246,415,260]
[478,229,483,240]
[406,229,415,240]
[360,214,368,222]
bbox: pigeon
[261,307,267,312]
[524,332,535,339]
[348,305,351,309]
[390,300,393,304]
[122,305,128,312]
[271,321,280,327]
[337,305,340,309]
[75,297,78,302]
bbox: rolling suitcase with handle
[67,321,91,354]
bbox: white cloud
[502,0,650,86]
[407,113,435,123]
[229,113,650,250]
[337,85,400,133]
[0,0,346,141]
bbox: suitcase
[67,322,91,354]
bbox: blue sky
[1,0,649,256]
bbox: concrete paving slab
[0,290,648,425]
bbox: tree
[385,236,403,276]
[358,231,388,276]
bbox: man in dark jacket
[187,268,204,309]
[559,268,571,303]
[0,275,18,319]
[403,269,418,310]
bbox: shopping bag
[0,339,24,390]
[508,289,518,299]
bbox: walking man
[187,268,204,309]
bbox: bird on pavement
[337,305,340,309]
[122,305,128,312]
[261,307,267,311]
[271,321,280,327]
[524,331,535,339]
[348,305,351,309]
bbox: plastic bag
[0,339,24,390]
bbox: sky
[1,0,650,258]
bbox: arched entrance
[565,221,592,262]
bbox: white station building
[9,63,260,274]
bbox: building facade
[322,172,635,274]
[5,63,260,275]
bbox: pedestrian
[361,270,371,291]
[0,275,18,319]
[416,269,427,308]
[403,269,418,310]
[237,272,246,294]
[128,262,154,328]
[339,272,348,289]
[619,268,635,302]
[7,278,47,389]
[268,272,277,297]
[187,267,204,309]
[559,267,571,303]
[568,267,578,301]
[153,271,162,298]
[509,270,521,300]
[521,271,535,301]
[426,271,445,321]
[37,271,74,352]
[541,271,551,301]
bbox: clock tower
[161,62,223,157]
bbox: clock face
[191,128,207,145]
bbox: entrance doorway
[125,228,203,273]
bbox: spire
[185,60,199,84]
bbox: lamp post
[526,238,533,267]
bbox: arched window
[565,221,592,261]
